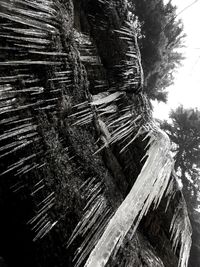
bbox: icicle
[0,153,38,176]
[16,163,39,176]
[33,220,58,242]
[67,176,113,266]
[29,51,68,56]
[140,247,165,267]
[36,104,56,111]
[5,117,33,126]
[0,139,37,159]
[0,124,37,141]
[67,196,113,265]
[6,87,44,94]
[0,33,51,45]
[0,60,61,66]
[31,184,45,196]
[29,199,55,225]
[91,92,123,106]
[31,214,49,231]
[0,2,57,34]
[48,77,71,82]
[37,192,55,208]
[10,180,25,192]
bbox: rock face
[0,1,191,267]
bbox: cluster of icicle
[170,195,192,267]
[69,109,192,267]
[68,5,192,266]
[0,0,73,241]
[69,40,192,267]
[84,125,174,267]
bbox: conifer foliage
[133,0,185,101]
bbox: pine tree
[161,106,200,267]
[132,0,185,101]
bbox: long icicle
[170,195,192,267]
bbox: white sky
[153,0,200,120]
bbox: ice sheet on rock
[84,127,174,267]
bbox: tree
[162,107,200,177]
[132,0,185,102]
[161,106,200,267]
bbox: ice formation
[69,16,192,267]
[0,1,192,266]
[84,126,174,267]
[170,196,192,267]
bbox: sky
[153,0,200,120]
